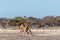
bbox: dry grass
[34,27,60,30]
[0,30,60,40]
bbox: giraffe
[19,16,33,36]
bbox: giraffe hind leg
[28,29,34,36]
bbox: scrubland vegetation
[0,16,60,29]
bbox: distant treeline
[0,16,60,29]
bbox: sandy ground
[0,30,60,40]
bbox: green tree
[9,16,24,26]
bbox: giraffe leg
[28,29,34,36]
[26,30,29,34]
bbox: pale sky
[0,0,60,18]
